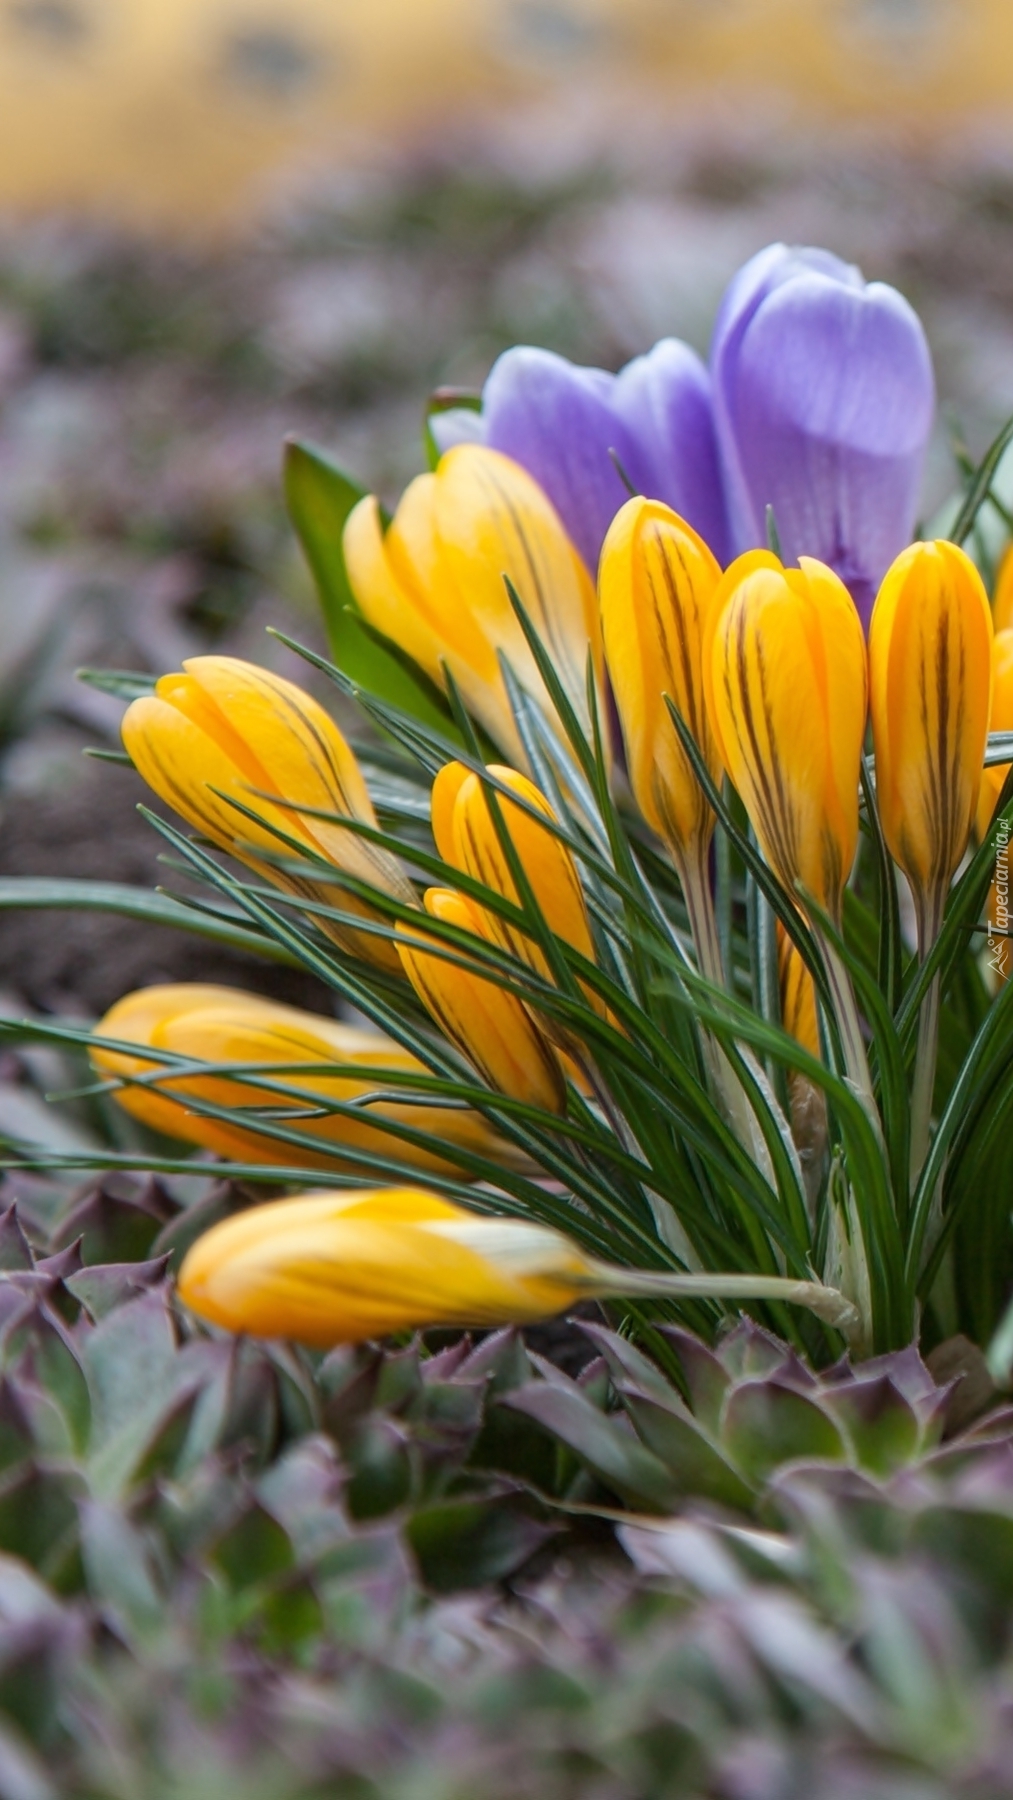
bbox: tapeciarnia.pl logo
[987,816,1011,980]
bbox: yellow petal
[869,541,993,902]
[122,656,413,968]
[777,929,821,1060]
[342,494,449,684]
[994,543,1013,635]
[704,552,867,923]
[977,627,1013,840]
[599,496,722,856]
[396,888,566,1113]
[91,984,508,1175]
[177,1188,598,1347]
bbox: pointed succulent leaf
[53,1178,176,1268]
[210,1498,295,1590]
[722,1379,848,1484]
[345,1416,413,1520]
[0,1383,33,1474]
[14,1308,90,1456]
[79,1500,164,1644]
[620,1390,755,1510]
[505,1380,681,1511]
[578,1323,676,1402]
[65,1255,171,1323]
[661,1327,733,1432]
[715,1319,808,1384]
[0,1210,34,1273]
[822,1376,922,1476]
[457,1328,532,1394]
[407,1496,555,1593]
[0,1464,84,1585]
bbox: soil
[0,756,334,1017]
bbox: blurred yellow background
[0,0,1011,229]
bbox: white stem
[910,887,944,1192]
[680,846,778,1189]
[586,1263,863,1346]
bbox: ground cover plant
[2,237,1013,1793]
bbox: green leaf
[620,1391,754,1509]
[0,879,299,965]
[283,437,456,736]
[722,1380,847,1483]
[407,1498,553,1592]
[504,1380,681,1511]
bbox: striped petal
[599,496,723,856]
[704,552,867,922]
[869,541,993,904]
[396,888,566,1113]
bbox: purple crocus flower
[431,339,730,573]
[711,244,936,628]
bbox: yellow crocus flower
[342,444,605,768]
[430,760,600,1025]
[976,627,1013,841]
[396,888,566,1113]
[703,551,868,926]
[177,1188,601,1347]
[176,1186,861,1349]
[869,540,992,937]
[122,656,414,968]
[599,496,723,860]
[92,984,507,1176]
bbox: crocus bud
[599,497,723,859]
[396,888,566,1113]
[343,445,605,768]
[976,629,1013,841]
[442,340,729,573]
[711,244,935,629]
[178,1188,601,1347]
[869,541,992,928]
[122,657,413,969]
[431,761,600,1020]
[703,551,868,925]
[91,984,507,1175]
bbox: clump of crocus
[92,984,511,1175]
[342,444,606,768]
[433,339,730,572]
[711,244,935,629]
[396,887,566,1113]
[122,656,413,967]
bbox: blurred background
[1,0,1013,1058]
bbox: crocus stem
[680,845,778,1190]
[579,1056,703,1270]
[587,1264,863,1346]
[818,935,876,1113]
[910,888,945,1190]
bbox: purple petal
[481,346,632,572]
[712,244,935,627]
[612,339,730,566]
[480,341,729,573]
